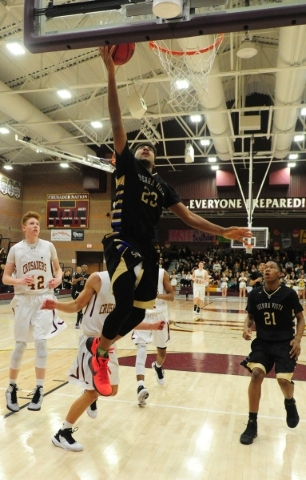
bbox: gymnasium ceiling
[1,0,306,178]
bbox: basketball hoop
[244,244,253,254]
[243,236,256,255]
[149,34,224,108]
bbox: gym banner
[187,197,306,210]
[168,229,215,243]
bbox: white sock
[9,379,17,386]
[155,362,162,368]
[36,379,44,387]
[62,421,74,430]
[137,380,145,388]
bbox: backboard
[231,227,269,250]
[24,0,306,53]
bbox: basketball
[109,43,135,66]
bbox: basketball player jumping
[86,46,252,397]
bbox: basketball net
[243,237,255,255]
[149,34,224,108]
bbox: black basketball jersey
[246,284,303,342]
[249,270,263,289]
[111,143,181,243]
[73,272,90,293]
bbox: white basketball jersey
[194,268,206,284]
[146,268,166,315]
[82,271,115,337]
[7,239,57,295]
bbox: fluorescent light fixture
[184,143,194,163]
[60,162,69,168]
[236,40,258,59]
[200,139,210,146]
[301,108,306,116]
[6,43,25,55]
[190,115,201,123]
[289,154,298,160]
[211,165,219,170]
[91,121,103,129]
[294,134,304,142]
[0,127,9,134]
[208,157,217,163]
[176,79,189,90]
[3,164,13,170]
[288,162,296,168]
[86,154,116,173]
[15,136,116,173]
[57,89,72,100]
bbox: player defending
[240,261,305,445]
[42,271,165,451]
[132,268,174,405]
[87,46,252,398]
[3,211,65,413]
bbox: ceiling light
[91,121,103,129]
[57,89,72,100]
[289,154,298,160]
[208,157,217,163]
[3,164,13,170]
[294,134,304,142]
[0,127,9,134]
[301,108,306,116]
[200,139,210,146]
[190,115,201,123]
[6,42,25,55]
[236,40,258,59]
[211,165,219,170]
[185,143,194,163]
[60,162,69,168]
[176,79,189,90]
[288,162,296,168]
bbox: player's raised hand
[98,46,115,72]
[223,227,252,242]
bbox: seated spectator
[213,259,221,275]
[181,271,192,287]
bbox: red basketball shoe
[86,337,100,355]
[88,355,112,396]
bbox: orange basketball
[109,43,135,66]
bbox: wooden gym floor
[1,296,306,480]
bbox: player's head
[133,142,157,170]
[22,211,40,226]
[264,261,283,280]
[81,264,88,273]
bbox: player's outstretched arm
[169,202,252,242]
[98,46,126,156]
[41,273,100,313]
